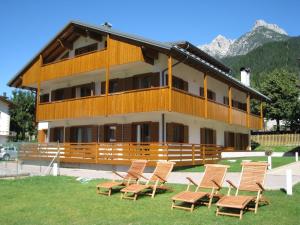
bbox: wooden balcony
[18,142,223,167]
[37,87,262,130]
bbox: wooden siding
[21,57,41,86]
[41,50,107,81]
[232,108,247,127]
[37,88,168,121]
[107,87,168,115]
[37,95,106,121]
[171,89,205,118]
[249,114,262,130]
[207,100,229,123]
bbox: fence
[251,134,300,146]
[18,142,223,167]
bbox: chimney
[101,22,112,29]
[240,67,251,87]
[2,92,7,99]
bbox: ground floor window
[200,128,216,145]
[224,131,249,150]
[50,127,64,143]
[166,123,188,143]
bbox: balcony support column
[247,93,250,128]
[105,35,110,116]
[260,101,263,130]
[168,56,172,111]
[37,54,43,122]
[204,73,208,118]
[228,86,232,124]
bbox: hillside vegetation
[222,36,300,88]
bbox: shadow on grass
[283,146,300,156]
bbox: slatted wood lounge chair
[120,161,175,200]
[171,164,229,212]
[216,162,269,220]
[96,160,147,196]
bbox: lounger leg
[134,193,137,201]
[216,206,219,216]
[190,204,195,212]
[171,200,175,210]
[239,209,243,220]
[208,195,213,209]
[108,188,112,196]
[120,192,124,199]
[151,187,157,198]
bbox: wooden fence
[18,142,223,167]
[251,134,300,146]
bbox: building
[0,95,12,144]
[8,21,269,158]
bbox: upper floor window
[40,93,49,103]
[200,87,216,101]
[75,43,98,56]
[80,83,94,97]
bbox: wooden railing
[37,87,261,129]
[18,142,223,167]
[252,134,300,146]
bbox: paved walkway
[1,161,300,190]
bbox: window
[107,126,116,142]
[200,128,216,145]
[200,87,216,101]
[70,126,94,143]
[52,88,65,101]
[40,94,49,103]
[59,51,69,60]
[50,127,64,143]
[166,123,188,143]
[109,80,119,93]
[80,83,94,97]
[166,75,188,91]
[75,43,98,56]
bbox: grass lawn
[174,156,295,172]
[253,145,297,152]
[0,176,299,225]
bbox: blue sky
[0,0,299,96]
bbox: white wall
[0,101,10,136]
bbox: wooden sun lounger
[96,160,147,196]
[216,162,269,220]
[120,161,175,200]
[171,164,229,212]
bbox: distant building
[0,95,13,144]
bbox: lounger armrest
[226,180,237,189]
[153,174,167,183]
[256,182,265,191]
[211,179,222,189]
[186,177,197,186]
[112,171,125,179]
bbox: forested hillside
[222,37,300,88]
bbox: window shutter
[224,131,228,147]
[92,126,98,142]
[99,125,105,142]
[101,81,106,95]
[65,127,70,143]
[50,128,55,142]
[200,87,204,97]
[150,122,159,142]
[132,124,137,142]
[124,77,133,91]
[183,80,188,92]
[151,72,160,87]
[183,125,189,143]
[212,129,217,145]
[116,124,122,142]
[223,96,229,105]
[122,123,133,142]
[200,128,205,144]
[166,123,174,142]
[64,87,73,99]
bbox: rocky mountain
[199,20,289,58]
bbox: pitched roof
[7,21,270,101]
[0,96,12,106]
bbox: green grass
[0,176,299,225]
[175,156,295,172]
[253,146,297,152]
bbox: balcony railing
[37,87,262,130]
[18,142,223,167]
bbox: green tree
[9,90,36,141]
[260,69,299,131]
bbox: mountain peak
[252,19,288,35]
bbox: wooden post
[247,93,250,128]
[204,73,208,118]
[260,101,263,130]
[168,56,172,111]
[228,86,232,124]
[37,55,43,122]
[192,144,195,165]
[105,35,110,116]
